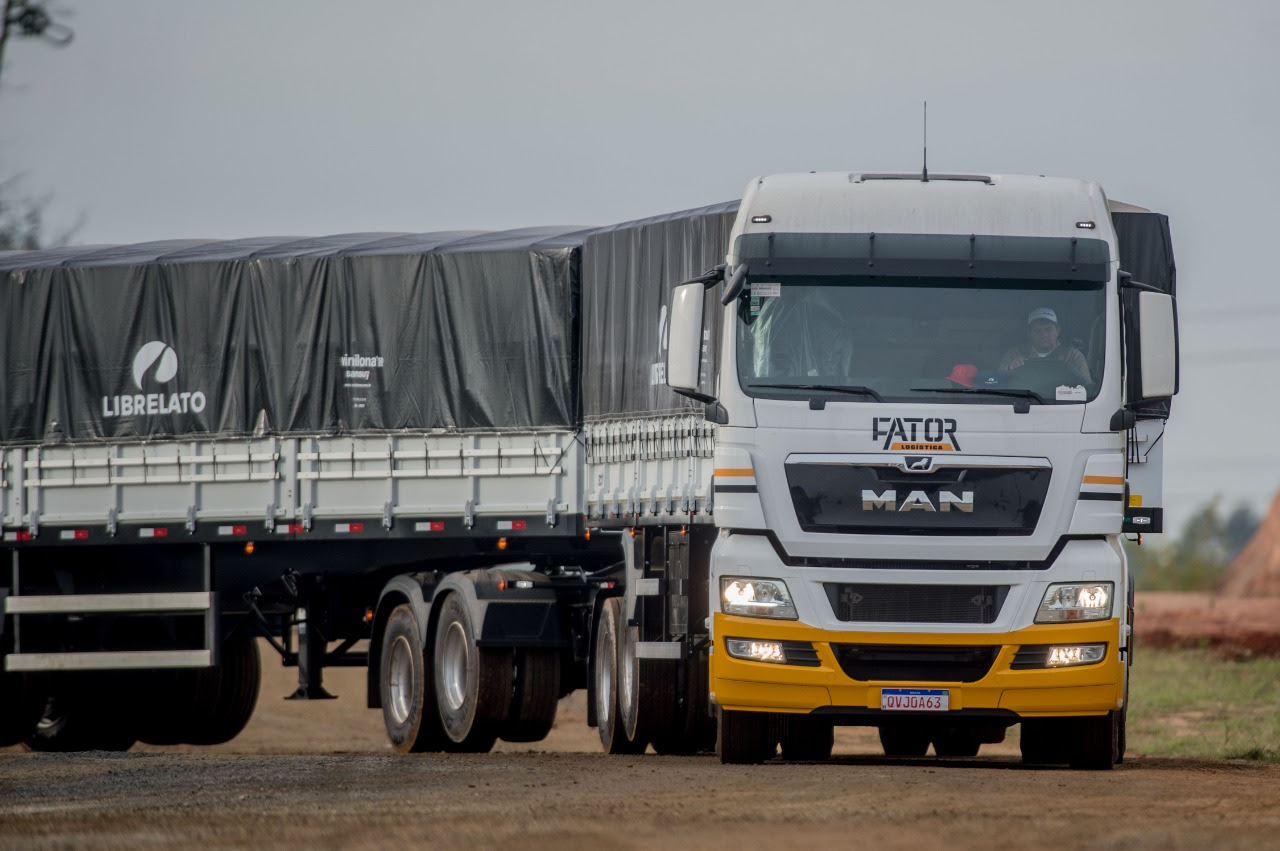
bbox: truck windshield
[735,276,1106,404]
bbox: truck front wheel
[1069,711,1121,770]
[716,708,776,764]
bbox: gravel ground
[3,594,1279,849]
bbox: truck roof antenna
[921,100,929,183]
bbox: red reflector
[232,525,247,535]
[350,522,364,533]
[288,524,306,534]
[429,521,444,531]
[154,527,168,538]
[512,520,527,531]
[17,531,34,542]
[74,529,89,540]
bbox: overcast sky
[2,0,1278,535]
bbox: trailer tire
[380,603,449,753]
[878,723,931,758]
[500,649,560,743]
[779,715,834,761]
[26,677,137,752]
[594,597,644,754]
[716,707,776,764]
[1069,711,1120,771]
[433,593,504,752]
[0,668,44,748]
[186,634,261,746]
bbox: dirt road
[3,652,1280,849]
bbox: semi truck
[0,171,1177,768]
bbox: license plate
[881,688,949,712]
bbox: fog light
[726,638,787,664]
[1045,644,1107,667]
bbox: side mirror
[1134,290,1178,401]
[666,282,713,402]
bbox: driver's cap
[1027,307,1058,325]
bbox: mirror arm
[678,263,727,287]
[720,263,749,305]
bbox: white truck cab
[668,171,1178,767]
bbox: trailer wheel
[716,707,776,764]
[380,603,449,753]
[26,677,137,752]
[779,715,834,761]
[500,649,560,743]
[878,723,931,757]
[594,597,644,754]
[185,634,261,746]
[1069,711,1120,770]
[0,668,44,748]
[433,593,505,752]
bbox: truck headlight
[720,577,797,619]
[1035,582,1114,623]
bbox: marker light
[726,638,787,664]
[720,577,797,619]
[1045,644,1108,667]
[1035,582,1114,623]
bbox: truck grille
[823,583,1008,624]
[831,644,999,683]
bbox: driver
[999,307,1091,382]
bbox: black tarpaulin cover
[0,229,588,443]
[580,200,740,419]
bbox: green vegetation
[1127,647,1280,761]
[1124,498,1260,591]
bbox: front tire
[716,707,776,764]
[1070,711,1120,771]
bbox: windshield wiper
[911,386,1046,407]
[749,383,885,402]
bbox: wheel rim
[596,631,614,728]
[387,635,415,726]
[618,626,636,723]
[440,620,469,712]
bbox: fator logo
[102,340,207,418]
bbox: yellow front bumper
[710,614,1124,718]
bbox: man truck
[0,171,1176,768]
